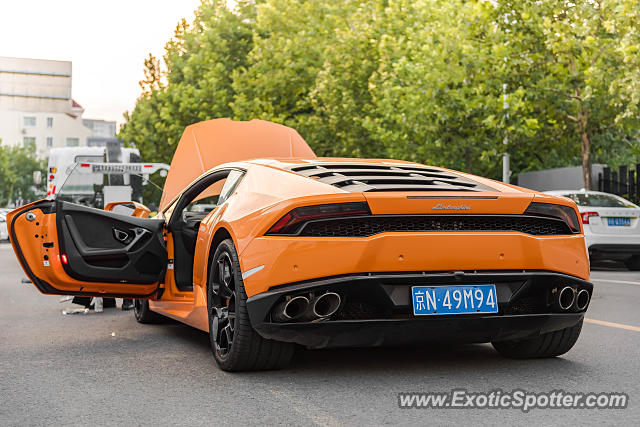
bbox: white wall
[0,56,72,113]
[517,165,605,191]
[83,119,116,138]
[0,57,95,157]
[0,110,92,157]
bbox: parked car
[7,119,592,371]
[0,208,11,240]
[546,190,640,270]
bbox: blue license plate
[411,284,498,316]
[607,217,631,226]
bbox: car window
[184,169,245,213]
[56,163,166,214]
[564,193,636,208]
[218,170,244,205]
[186,179,224,213]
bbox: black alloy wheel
[133,299,165,323]
[210,251,236,360]
[207,239,294,371]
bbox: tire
[208,239,294,371]
[625,255,640,271]
[492,320,583,359]
[133,299,165,324]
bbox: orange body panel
[240,233,589,298]
[104,201,151,218]
[160,119,315,209]
[7,202,159,296]
[156,234,194,301]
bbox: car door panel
[8,200,166,298]
[57,202,166,283]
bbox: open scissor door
[8,199,167,298]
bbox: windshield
[564,193,636,208]
[55,163,167,214]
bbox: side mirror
[104,201,152,218]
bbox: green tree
[120,0,256,162]
[309,1,388,158]
[231,0,364,155]
[355,0,506,174]
[121,0,640,185]
[494,0,640,188]
[0,144,46,206]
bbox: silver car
[0,208,10,241]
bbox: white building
[83,119,116,139]
[83,118,118,147]
[0,56,114,158]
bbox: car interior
[166,169,245,291]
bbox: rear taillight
[580,211,599,224]
[267,202,371,235]
[524,202,581,233]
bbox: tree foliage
[120,0,640,184]
[121,0,255,163]
[495,0,640,187]
[0,144,46,206]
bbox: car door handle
[113,228,130,244]
[113,227,150,248]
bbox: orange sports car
[8,119,592,371]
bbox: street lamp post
[502,83,510,184]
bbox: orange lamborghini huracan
[8,119,592,371]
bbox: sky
[0,0,203,127]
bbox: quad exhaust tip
[558,286,575,311]
[576,289,590,311]
[311,292,341,318]
[272,295,309,322]
[273,292,342,323]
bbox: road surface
[0,243,638,425]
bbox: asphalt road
[1,242,639,426]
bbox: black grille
[296,215,572,237]
[289,163,495,192]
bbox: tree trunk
[570,84,592,190]
[577,104,592,190]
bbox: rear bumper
[246,270,592,348]
[588,243,640,260]
[585,233,640,259]
[252,313,584,349]
[240,233,590,298]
